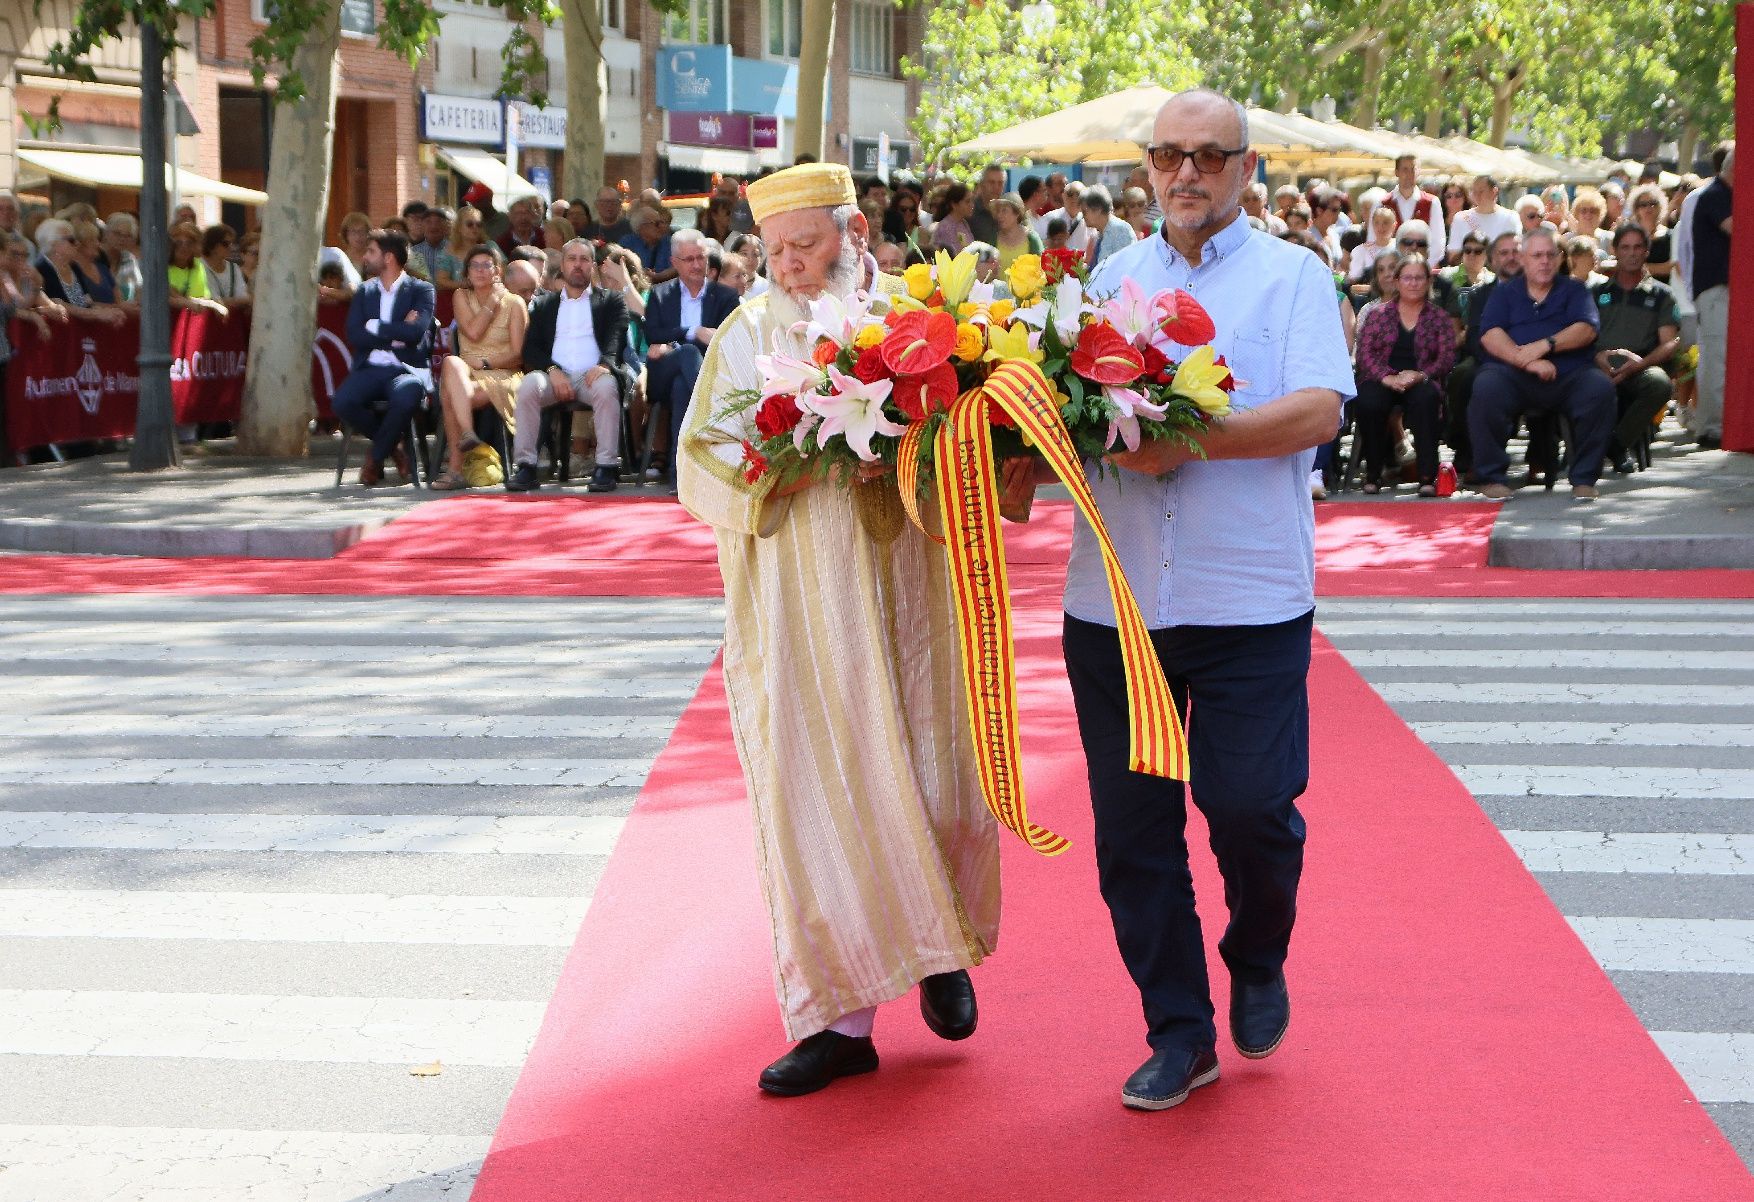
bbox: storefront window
[663,0,727,45]
[850,0,893,76]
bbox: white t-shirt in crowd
[1447,205,1519,255]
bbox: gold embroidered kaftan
[678,282,1001,1040]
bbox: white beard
[772,238,862,313]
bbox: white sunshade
[16,147,269,205]
[433,145,542,202]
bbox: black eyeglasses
[1145,144,1247,175]
[1462,245,1486,255]
[1397,238,1427,248]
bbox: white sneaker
[1309,469,1327,500]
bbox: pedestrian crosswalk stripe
[1649,1032,1754,1103]
[0,642,720,666]
[1318,600,1754,616]
[0,1127,489,1202]
[1372,683,1754,707]
[0,812,627,855]
[1503,831,1754,875]
[0,890,591,947]
[0,674,703,702]
[5,713,681,740]
[0,757,655,788]
[1457,764,1754,801]
[0,989,546,1066]
[1344,649,1747,671]
[1320,620,1754,638]
[1412,722,1754,748]
[1566,916,1754,974]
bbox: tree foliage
[909,0,1735,162]
[902,0,1204,164]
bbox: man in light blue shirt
[1014,88,1353,1113]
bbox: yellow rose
[1007,254,1047,301]
[957,302,982,320]
[987,298,1016,325]
[953,321,986,362]
[904,263,936,301]
[853,323,886,350]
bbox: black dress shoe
[919,970,977,1041]
[757,1031,879,1097]
[586,465,618,493]
[1121,1045,1219,1111]
[1697,432,1723,451]
[1230,971,1290,1059]
[1612,454,1637,475]
[506,462,541,493]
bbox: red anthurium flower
[1070,322,1145,385]
[1155,289,1216,346]
[891,362,959,422]
[754,393,803,440]
[852,344,889,384]
[879,310,957,376]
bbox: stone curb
[0,517,386,560]
[1489,527,1754,571]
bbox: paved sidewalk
[1,428,1749,568]
[0,443,671,560]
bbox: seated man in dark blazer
[644,228,741,480]
[509,238,630,493]
[332,230,435,486]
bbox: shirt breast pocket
[1225,327,1280,404]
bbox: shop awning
[15,147,269,205]
[433,145,541,201]
[665,144,764,176]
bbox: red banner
[6,293,455,450]
[5,302,386,449]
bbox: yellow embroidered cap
[745,163,857,225]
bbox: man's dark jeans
[1064,610,1312,1055]
[1468,362,1615,486]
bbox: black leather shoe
[586,465,618,493]
[506,462,541,492]
[1121,1045,1219,1111]
[1612,454,1637,475]
[1698,432,1723,451]
[919,970,977,1041]
[1230,971,1290,1059]
[757,1031,879,1097]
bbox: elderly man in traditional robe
[677,163,1001,1098]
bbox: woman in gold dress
[431,245,527,490]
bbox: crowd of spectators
[0,141,1736,492]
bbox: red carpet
[4,497,1753,598]
[469,601,1751,1202]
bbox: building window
[256,0,378,35]
[768,0,802,58]
[663,0,726,45]
[851,0,893,77]
[600,0,623,33]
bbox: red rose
[811,339,840,367]
[880,309,957,376]
[852,344,889,384]
[754,393,803,440]
[1139,343,1172,385]
[987,398,1018,429]
[1042,247,1084,283]
[891,362,959,422]
[1069,322,1145,385]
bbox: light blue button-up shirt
[1065,211,1355,630]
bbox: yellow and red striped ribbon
[908,359,1189,857]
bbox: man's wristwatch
[1545,335,1558,356]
